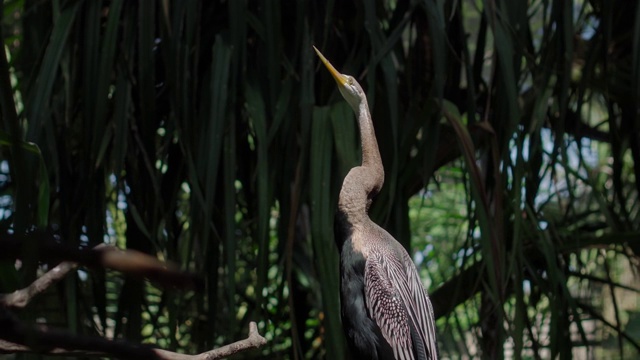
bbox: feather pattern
[401,250,438,357]
[364,237,439,360]
[365,251,415,360]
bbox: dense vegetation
[0,0,639,358]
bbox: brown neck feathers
[338,99,384,224]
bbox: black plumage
[314,47,439,360]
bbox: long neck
[337,99,384,225]
[357,100,383,170]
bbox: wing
[399,250,438,359]
[364,251,416,360]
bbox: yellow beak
[313,46,348,86]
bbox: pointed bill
[313,46,348,86]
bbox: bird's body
[314,47,438,360]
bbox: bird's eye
[348,77,354,85]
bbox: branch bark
[156,322,267,360]
[0,260,77,308]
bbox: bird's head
[314,46,365,111]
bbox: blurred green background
[1,0,639,358]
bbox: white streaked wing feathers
[401,250,438,358]
[364,248,439,360]
[365,253,415,360]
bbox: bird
[313,46,439,360]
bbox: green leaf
[310,106,345,358]
[25,1,80,141]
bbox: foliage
[0,0,639,359]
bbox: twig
[0,260,77,309]
[196,321,267,360]
[149,321,267,359]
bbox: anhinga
[314,47,439,360]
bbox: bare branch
[149,321,267,359]
[197,321,267,359]
[0,236,263,358]
[0,339,103,356]
[0,235,203,290]
[89,245,202,290]
[0,260,77,309]
[0,310,267,359]
[0,241,202,308]
[0,308,161,358]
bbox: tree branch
[0,260,77,308]
[155,321,267,360]
[1,235,203,290]
[0,308,266,359]
[0,238,265,358]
